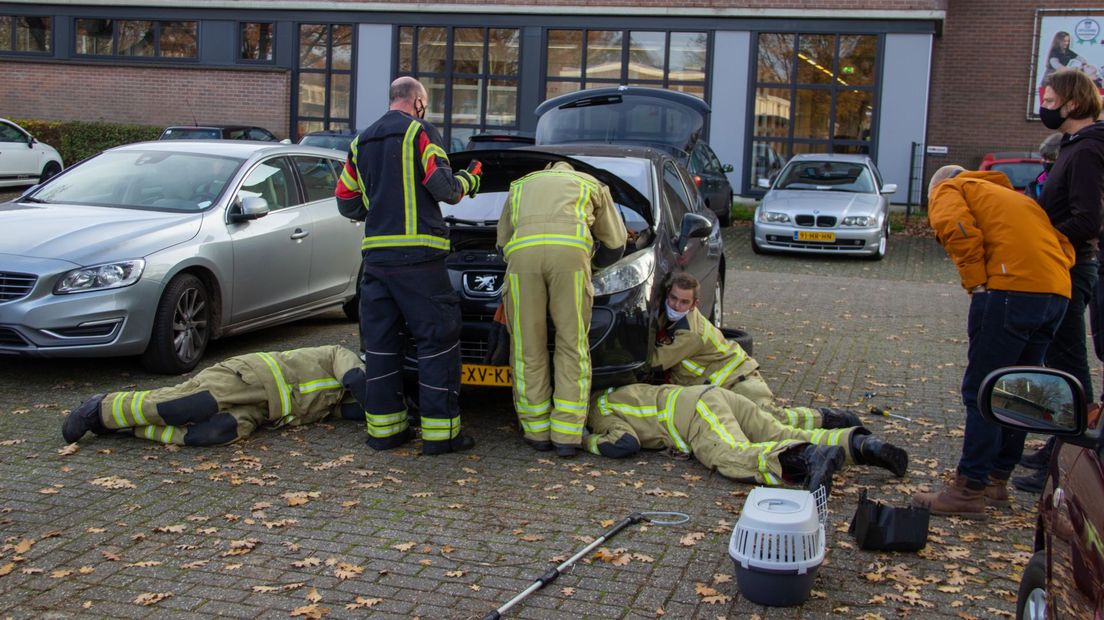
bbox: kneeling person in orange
[498,161,627,457]
[586,384,908,494]
[62,346,369,446]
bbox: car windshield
[161,128,221,140]
[301,135,355,151]
[775,160,875,193]
[29,150,244,212]
[990,162,1044,189]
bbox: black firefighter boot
[779,444,846,497]
[422,433,476,456]
[850,432,909,477]
[818,407,863,429]
[61,394,109,444]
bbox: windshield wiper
[19,195,48,203]
[444,216,498,226]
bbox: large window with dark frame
[74,18,197,58]
[296,23,353,138]
[397,26,521,150]
[544,29,709,100]
[240,22,274,62]
[750,32,878,189]
[0,16,52,53]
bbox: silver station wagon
[0,141,361,373]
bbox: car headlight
[593,250,655,296]
[757,211,791,224]
[54,260,145,294]
[841,215,876,227]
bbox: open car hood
[448,149,653,226]
[533,86,709,158]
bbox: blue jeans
[1046,261,1098,401]
[957,290,1068,484]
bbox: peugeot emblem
[463,272,503,297]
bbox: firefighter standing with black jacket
[336,77,483,456]
[497,161,627,457]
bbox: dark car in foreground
[159,125,280,142]
[979,151,1044,192]
[464,132,535,151]
[536,87,735,226]
[434,145,726,389]
[977,367,1104,620]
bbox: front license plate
[461,363,513,387]
[794,231,836,242]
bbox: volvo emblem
[463,272,503,297]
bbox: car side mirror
[979,366,1102,449]
[721,163,734,173]
[27,137,36,148]
[229,196,270,222]
[881,183,898,195]
[757,178,771,189]
[676,212,712,253]
[280,138,292,144]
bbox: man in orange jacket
[913,165,1075,519]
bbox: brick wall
[926,1,1104,194]
[0,61,291,138]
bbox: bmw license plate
[461,363,513,387]
[794,231,835,242]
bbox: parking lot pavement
[0,226,1053,618]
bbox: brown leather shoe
[983,477,1010,507]
[912,474,987,520]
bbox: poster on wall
[1031,11,1104,117]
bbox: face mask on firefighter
[414,98,426,119]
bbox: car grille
[0,272,36,303]
[794,215,837,227]
[766,235,866,251]
[0,327,29,347]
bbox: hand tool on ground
[860,391,913,422]
[481,511,690,620]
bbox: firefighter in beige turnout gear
[62,346,369,446]
[654,273,862,430]
[586,383,909,493]
[498,161,627,457]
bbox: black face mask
[1043,161,1054,173]
[414,99,426,119]
[1039,105,1066,130]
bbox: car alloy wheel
[141,273,210,374]
[1016,550,1047,620]
[710,275,724,328]
[39,161,62,184]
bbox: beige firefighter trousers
[728,371,825,430]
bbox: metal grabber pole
[481,511,689,620]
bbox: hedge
[13,119,163,167]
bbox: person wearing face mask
[1025,133,1062,203]
[1037,69,1104,419]
[335,76,483,456]
[651,273,861,430]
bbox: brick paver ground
[0,226,1074,619]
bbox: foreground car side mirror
[228,196,270,222]
[979,366,1102,449]
[757,178,771,189]
[677,212,712,253]
[881,183,898,195]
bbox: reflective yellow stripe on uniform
[361,234,450,251]
[421,416,460,441]
[345,139,370,210]
[162,426,174,444]
[130,391,149,426]
[708,346,748,385]
[573,269,590,400]
[553,399,587,413]
[299,378,342,394]
[519,417,551,433]
[401,121,420,235]
[661,388,690,453]
[680,358,706,377]
[111,393,128,428]
[256,353,291,418]
[695,400,737,448]
[502,234,592,258]
[550,418,584,436]
[365,410,409,438]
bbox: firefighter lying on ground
[653,273,862,431]
[586,383,908,495]
[62,346,371,446]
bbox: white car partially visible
[0,118,64,188]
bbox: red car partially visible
[979,367,1104,620]
[979,151,1045,192]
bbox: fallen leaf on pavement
[57,444,80,456]
[345,597,382,610]
[679,532,705,547]
[133,592,173,606]
[290,603,329,619]
[334,563,364,580]
[90,476,135,490]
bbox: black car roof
[534,86,711,117]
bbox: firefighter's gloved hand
[484,323,510,366]
[458,159,482,198]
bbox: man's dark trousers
[958,290,1068,484]
[359,257,462,451]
